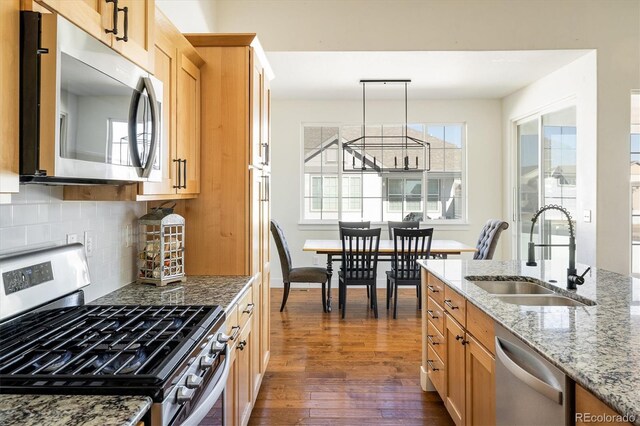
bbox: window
[302,123,466,222]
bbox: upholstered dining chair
[339,227,381,319]
[386,227,433,318]
[474,219,509,260]
[270,220,331,312]
[387,220,420,239]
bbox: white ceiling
[266,50,591,100]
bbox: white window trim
[299,122,469,226]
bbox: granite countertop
[418,259,640,425]
[0,395,151,426]
[1,275,253,426]
[90,275,255,311]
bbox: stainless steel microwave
[20,12,163,185]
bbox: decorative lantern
[137,203,186,286]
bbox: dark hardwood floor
[249,287,454,425]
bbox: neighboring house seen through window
[302,123,465,222]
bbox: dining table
[303,239,477,312]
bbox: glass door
[516,106,577,262]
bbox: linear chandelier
[342,79,431,173]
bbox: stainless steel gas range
[0,244,231,426]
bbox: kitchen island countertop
[418,259,640,425]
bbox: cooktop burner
[0,304,224,397]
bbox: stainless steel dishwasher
[495,324,572,425]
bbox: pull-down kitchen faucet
[525,204,589,290]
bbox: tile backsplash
[0,185,146,302]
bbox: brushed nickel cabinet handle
[427,309,438,319]
[427,285,439,293]
[444,299,459,310]
[427,335,439,345]
[427,360,439,371]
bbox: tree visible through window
[302,124,466,222]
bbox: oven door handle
[179,343,231,426]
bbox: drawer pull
[427,285,439,293]
[455,334,468,345]
[230,325,241,341]
[427,309,439,319]
[237,340,247,351]
[242,303,255,315]
[444,299,459,310]
[427,335,439,345]
[427,360,439,371]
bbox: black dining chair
[270,220,331,312]
[474,219,509,260]
[339,227,381,319]
[387,220,420,239]
[338,221,371,301]
[386,227,434,319]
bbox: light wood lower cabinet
[575,384,633,426]
[445,313,466,426]
[422,272,496,426]
[465,333,495,426]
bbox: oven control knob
[176,386,194,404]
[199,355,215,370]
[210,341,225,355]
[185,374,202,389]
[216,333,232,343]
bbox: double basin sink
[469,279,595,307]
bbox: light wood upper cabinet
[111,0,154,72]
[36,0,153,71]
[176,52,200,195]
[0,0,20,200]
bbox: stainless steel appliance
[20,12,163,184]
[0,244,229,426]
[495,323,572,426]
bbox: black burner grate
[0,305,222,393]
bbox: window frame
[299,122,468,226]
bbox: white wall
[0,186,145,302]
[207,0,639,274]
[156,0,218,33]
[502,53,597,265]
[270,98,502,286]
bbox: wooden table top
[303,239,477,254]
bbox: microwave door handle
[127,83,143,175]
[140,77,159,178]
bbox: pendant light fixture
[342,79,431,173]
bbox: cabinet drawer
[427,319,446,362]
[466,302,495,355]
[427,346,446,399]
[237,287,254,330]
[427,296,445,335]
[444,286,466,327]
[427,273,445,306]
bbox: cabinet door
[224,346,238,426]
[176,52,201,195]
[445,313,466,426]
[111,0,154,72]
[260,261,270,372]
[0,0,20,197]
[251,278,262,398]
[250,51,264,167]
[138,36,177,196]
[237,323,253,426]
[37,0,112,45]
[465,334,495,426]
